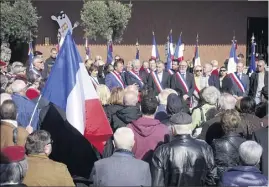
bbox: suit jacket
[147,71,171,95]
[0,120,29,149]
[23,154,75,186]
[105,72,125,91]
[249,71,268,97]
[208,74,220,90]
[170,72,195,97]
[90,151,152,186]
[220,75,233,94]
[252,126,268,176]
[125,70,148,90]
[230,73,249,96]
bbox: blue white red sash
[230,73,245,93]
[145,68,150,74]
[151,72,163,93]
[129,71,144,86]
[89,76,99,89]
[168,69,174,75]
[111,71,124,88]
[176,72,189,93]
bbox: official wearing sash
[105,60,125,91]
[141,60,150,74]
[167,59,179,75]
[147,61,171,95]
[230,62,249,98]
[125,59,148,90]
[88,65,104,89]
[171,60,195,101]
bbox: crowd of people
[0,47,268,187]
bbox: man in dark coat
[43,48,57,78]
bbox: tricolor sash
[151,72,163,93]
[168,69,174,75]
[145,68,150,74]
[194,83,200,93]
[129,71,144,87]
[111,71,125,88]
[89,76,99,89]
[176,72,189,93]
[230,73,245,93]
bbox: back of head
[113,127,135,151]
[25,130,51,155]
[96,85,111,105]
[123,90,138,106]
[158,88,177,105]
[169,112,192,135]
[12,66,26,75]
[11,80,26,94]
[0,93,12,105]
[124,85,139,96]
[166,93,182,115]
[141,94,158,115]
[239,141,263,166]
[221,109,241,134]
[211,60,218,67]
[109,87,124,105]
[201,86,220,105]
[0,100,17,120]
[218,93,236,110]
[240,97,256,114]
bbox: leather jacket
[211,132,246,180]
[151,134,217,186]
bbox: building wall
[34,1,268,65]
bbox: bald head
[123,91,138,106]
[11,80,26,95]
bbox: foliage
[0,0,40,43]
[81,0,132,43]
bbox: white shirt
[157,71,163,82]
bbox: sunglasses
[196,70,202,72]
[220,69,226,72]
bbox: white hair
[11,80,26,94]
[239,141,263,166]
[132,59,141,66]
[173,124,192,135]
[123,91,138,106]
[158,88,178,105]
[114,127,135,151]
[218,93,237,110]
[0,93,12,105]
[201,86,220,105]
[124,85,139,95]
[211,60,218,67]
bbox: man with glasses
[171,60,195,102]
[28,56,45,81]
[23,130,75,186]
[219,66,233,94]
[230,62,249,99]
[249,60,268,104]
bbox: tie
[239,73,242,80]
[182,74,186,80]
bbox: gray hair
[239,141,263,166]
[11,80,26,94]
[123,91,138,106]
[0,93,12,105]
[201,86,220,105]
[0,162,24,184]
[218,93,237,110]
[25,130,51,155]
[113,127,135,151]
[132,59,141,66]
[158,88,178,105]
[0,74,8,90]
[0,100,17,120]
[173,124,192,135]
[12,66,26,75]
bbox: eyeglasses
[47,140,53,145]
[196,70,202,72]
[220,70,226,72]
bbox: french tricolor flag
[151,32,160,60]
[248,34,256,75]
[166,30,174,70]
[28,41,34,70]
[174,34,184,62]
[85,37,90,60]
[42,32,113,153]
[194,34,201,66]
[227,39,237,74]
[107,40,113,64]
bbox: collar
[114,71,120,75]
[174,134,192,139]
[28,153,49,159]
[223,132,242,138]
[157,71,163,75]
[0,182,19,185]
[114,148,134,157]
[1,119,18,127]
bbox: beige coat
[23,154,75,186]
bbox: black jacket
[211,132,246,180]
[147,71,171,95]
[170,72,195,97]
[151,134,216,186]
[103,104,125,123]
[249,71,268,97]
[220,75,233,94]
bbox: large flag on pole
[227,36,237,73]
[42,31,113,153]
[151,32,160,60]
[135,39,139,60]
[28,41,34,70]
[85,37,90,60]
[166,29,174,70]
[248,33,256,75]
[194,34,201,66]
[174,33,184,62]
[107,40,113,64]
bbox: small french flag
[174,33,184,62]
[194,34,201,66]
[151,32,160,60]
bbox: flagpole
[28,94,42,129]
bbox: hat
[169,112,192,125]
[26,87,40,100]
[0,61,7,67]
[2,146,26,162]
[167,93,182,115]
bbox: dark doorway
[246,17,268,65]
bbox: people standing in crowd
[220,141,268,187]
[147,61,171,96]
[169,59,179,75]
[91,127,152,186]
[255,86,268,125]
[203,63,220,89]
[0,93,12,105]
[127,94,169,162]
[0,100,29,149]
[230,62,249,99]
[96,84,111,114]
[249,60,268,104]
[211,60,219,76]
[28,57,45,81]
[23,130,75,186]
[219,66,233,94]
[149,58,157,72]
[43,48,57,78]
[1,146,28,187]
[11,66,27,83]
[171,60,195,102]
[105,60,125,90]
[211,109,246,181]
[141,61,150,74]
[192,65,206,107]
[151,112,216,186]
[88,65,104,89]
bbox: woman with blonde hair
[192,65,207,108]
